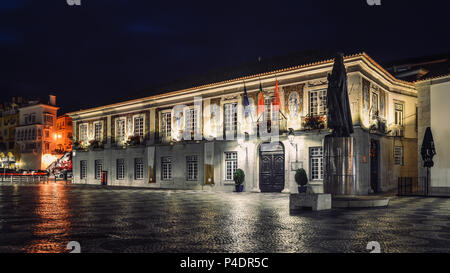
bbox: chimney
[49,95,56,106]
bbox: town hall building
[68,52,418,194]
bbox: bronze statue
[327,53,354,137]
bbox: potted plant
[126,135,142,146]
[295,168,308,193]
[302,114,326,130]
[233,169,245,192]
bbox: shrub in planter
[233,169,245,192]
[295,168,308,193]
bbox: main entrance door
[259,142,285,192]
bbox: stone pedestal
[323,135,356,196]
[289,193,331,212]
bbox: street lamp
[288,128,295,145]
[238,132,248,148]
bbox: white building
[416,74,450,196]
[68,53,418,194]
[15,96,59,170]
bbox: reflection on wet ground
[0,182,449,253]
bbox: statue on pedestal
[327,53,354,137]
[324,53,356,196]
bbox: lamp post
[288,128,297,162]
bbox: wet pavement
[0,182,449,253]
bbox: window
[80,160,87,179]
[116,159,125,180]
[161,157,172,180]
[45,114,53,125]
[133,116,144,137]
[185,108,198,133]
[394,103,404,126]
[310,89,327,116]
[116,119,126,143]
[224,103,237,135]
[134,158,144,180]
[79,124,87,142]
[225,152,238,180]
[94,122,103,141]
[186,155,198,181]
[94,160,103,180]
[161,112,171,138]
[31,114,36,124]
[394,146,404,166]
[310,147,323,180]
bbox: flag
[257,82,265,117]
[243,83,250,118]
[273,79,280,112]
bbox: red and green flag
[257,82,265,118]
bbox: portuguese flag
[257,82,265,118]
[273,79,281,112]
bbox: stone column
[324,135,356,196]
[250,142,261,192]
[149,108,156,144]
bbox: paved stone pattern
[0,182,449,253]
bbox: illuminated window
[310,89,327,116]
[161,112,171,138]
[116,159,125,180]
[94,160,103,180]
[133,116,144,137]
[161,157,172,180]
[224,103,237,135]
[134,158,144,180]
[310,147,323,180]
[80,160,87,179]
[94,122,103,141]
[394,146,404,165]
[225,152,237,180]
[394,103,404,126]
[185,108,198,134]
[116,119,126,143]
[186,155,198,181]
[79,124,87,142]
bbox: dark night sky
[0,0,449,114]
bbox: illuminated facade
[55,114,73,153]
[416,74,450,196]
[0,98,24,169]
[15,96,59,170]
[68,53,418,194]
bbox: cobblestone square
[0,182,449,253]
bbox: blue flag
[243,83,250,117]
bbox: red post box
[101,171,107,185]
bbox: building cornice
[68,52,415,120]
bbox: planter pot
[235,184,244,192]
[298,186,307,193]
